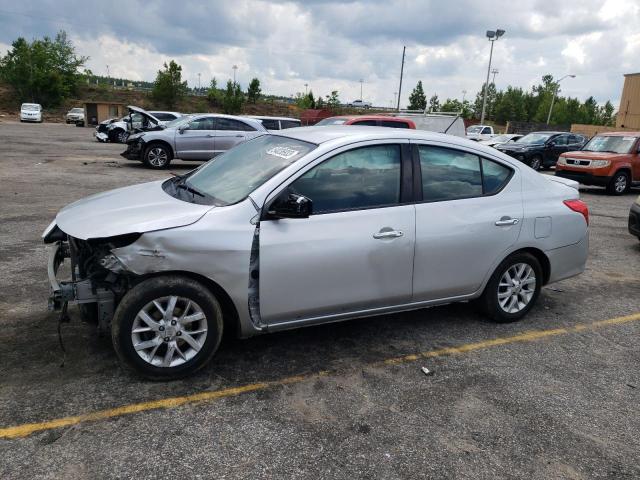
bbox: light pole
[462,89,467,103]
[304,83,308,94]
[546,74,576,125]
[232,65,238,84]
[359,79,363,100]
[198,73,201,91]
[480,29,505,125]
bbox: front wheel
[143,144,172,169]
[529,156,542,171]
[606,171,629,195]
[112,276,224,380]
[479,252,542,323]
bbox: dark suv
[496,131,587,170]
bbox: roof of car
[595,131,640,136]
[247,115,300,122]
[148,111,182,116]
[527,131,569,135]
[276,125,470,145]
[324,115,411,121]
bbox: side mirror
[268,193,312,219]
[178,125,188,134]
[547,141,556,147]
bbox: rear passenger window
[281,120,301,129]
[482,158,512,194]
[380,120,409,129]
[290,145,401,214]
[217,118,256,131]
[188,117,215,130]
[351,120,377,126]
[260,119,279,130]
[419,146,482,201]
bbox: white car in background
[66,107,85,124]
[20,103,43,123]
[248,116,302,131]
[348,99,372,109]
[480,134,523,148]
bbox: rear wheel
[143,144,172,169]
[606,171,629,195]
[112,276,223,380]
[479,252,542,323]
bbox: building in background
[617,73,640,129]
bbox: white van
[20,103,43,123]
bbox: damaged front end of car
[44,221,140,333]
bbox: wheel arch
[509,247,551,285]
[133,270,241,338]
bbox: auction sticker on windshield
[266,146,300,160]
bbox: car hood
[499,143,541,151]
[561,150,629,160]
[56,180,213,240]
[128,105,161,125]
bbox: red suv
[315,115,416,129]
[555,132,640,195]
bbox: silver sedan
[44,127,589,379]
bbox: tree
[0,31,87,107]
[440,98,473,119]
[307,90,316,109]
[428,94,440,113]
[247,77,262,104]
[207,77,221,106]
[151,60,188,108]
[295,90,316,109]
[222,80,244,114]
[473,83,497,120]
[325,90,340,109]
[408,81,427,110]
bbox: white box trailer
[393,111,466,138]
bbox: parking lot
[0,121,639,479]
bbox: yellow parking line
[1,312,639,440]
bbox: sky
[0,0,638,108]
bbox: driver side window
[288,145,402,214]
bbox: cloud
[0,0,636,107]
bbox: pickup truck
[466,125,496,141]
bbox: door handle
[206,134,215,137]
[235,134,244,138]
[373,230,404,239]
[495,217,519,226]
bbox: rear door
[412,144,522,301]
[174,116,216,160]
[214,118,256,156]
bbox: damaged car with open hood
[45,127,589,379]
[95,106,182,143]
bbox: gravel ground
[0,121,639,479]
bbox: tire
[529,156,542,171]
[112,276,223,380]
[479,252,542,323]
[606,170,629,195]
[143,143,173,169]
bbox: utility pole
[198,73,201,91]
[359,79,363,100]
[491,68,499,84]
[232,65,238,84]
[480,29,505,125]
[397,46,405,112]
[462,89,467,103]
[304,83,308,94]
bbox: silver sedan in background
[44,127,589,379]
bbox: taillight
[563,199,589,225]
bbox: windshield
[518,133,553,145]
[491,134,513,143]
[582,135,638,154]
[22,104,40,111]
[70,108,83,113]
[467,126,483,134]
[187,135,317,205]
[316,118,346,126]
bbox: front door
[259,143,415,324]
[412,144,523,301]
[174,117,216,160]
[545,134,570,164]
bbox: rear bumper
[555,170,611,187]
[629,203,640,238]
[546,234,589,284]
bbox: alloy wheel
[131,296,208,368]
[147,147,168,167]
[530,157,542,171]
[497,263,537,314]
[614,174,627,194]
